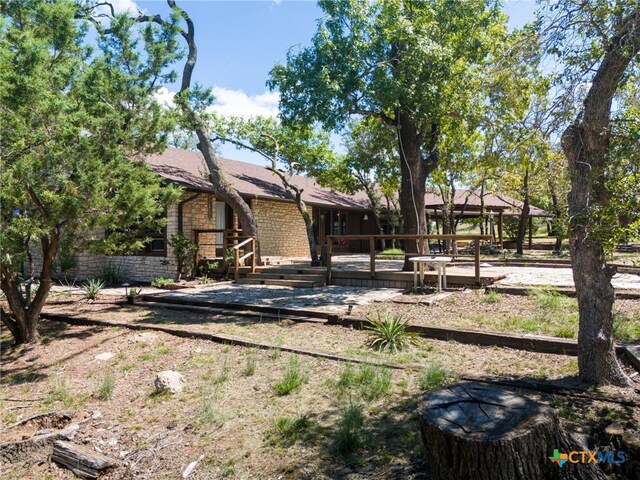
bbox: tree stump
[417,382,606,480]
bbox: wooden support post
[419,237,425,255]
[326,239,333,284]
[369,236,376,278]
[528,216,533,249]
[234,248,239,281]
[251,238,256,273]
[498,211,504,249]
[474,238,481,285]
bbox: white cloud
[153,86,280,119]
[154,87,176,108]
[210,87,280,119]
[110,0,139,14]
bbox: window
[135,226,167,256]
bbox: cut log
[417,381,606,480]
[52,440,119,479]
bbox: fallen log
[52,440,119,479]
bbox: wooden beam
[370,236,376,278]
[475,240,481,285]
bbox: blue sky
[128,0,538,163]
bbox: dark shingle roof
[145,147,372,210]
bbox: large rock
[154,371,185,394]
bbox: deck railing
[232,236,256,280]
[325,234,493,285]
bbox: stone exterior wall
[252,198,311,258]
[25,192,316,282]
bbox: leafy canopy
[0,0,182,270]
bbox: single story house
[38,148,551,283]
[56,147,378,282]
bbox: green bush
[267,415,314,447]
[151,277,174,288]
[82,278,105,300]
[380,247,405,255]
[419,363,450,390]
[334,403,365,456]
[169,233,198,280]
[366,313,418,352]
[98,262,124,285]
[274,357,308,395]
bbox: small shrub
[197,395,225,429]
[82,278,105,301]
[334,403,365,456]
[420,363,450,390]
[212,358,229,385]
[380,248,405,255]
[613,310,640,343]
[169,233,198,280]
[98,262,124,285]
[151,277,174,288]
[98,370,115,400]
[483,289,500,304]
[267,414,313,447]
[366,313,418,352]
[274,357,308,395]
[337,363,356,390]
[243,352,257,376]
[357,364,392,401]
[126,287,141,297]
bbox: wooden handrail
[231,236,256,281]
[325,234,492,285]
[232,237,254,250]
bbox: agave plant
[366,312,418,353]
[82,278,105,301]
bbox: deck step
[245,272,326,283]
[262,256,293,266]
[236,278,322,288]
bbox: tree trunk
[0,231,58,345]
[417,382,606,480]
[295,196,319,264]
[516,168,530,255]
[479,180,486,235]
[561,6,639,386]
[397,118,438,269]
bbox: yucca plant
[366,312,418,353]
[82,278,105,301]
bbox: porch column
[528,216,533,249]
[498,211,504,249]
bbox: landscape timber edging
[41,312,410,370]
[130,296,629,359]
[485,285,640,300]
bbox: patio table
[409,256,453,291]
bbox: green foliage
[274,357,308,396]
[336,363,392,401]
[126,287,141,297]
[243,351,257,377]
[613,311,640,344]
[267,414,314,448]
[151,277,174,288]
[0,0,182,342]
[483,290,500,304]
[98,370,115,400]
[366,313,418,353]
[98,262,124,285]
[380,248,405,256]
[82,278,105,301]
[333,403,365,456]
[419,363,450,390]
[169,233,198,280]
[197,395,225,430]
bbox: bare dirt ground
[1,294,639,479]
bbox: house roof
[145,147,372,210]
[145,148,551,217]
[424,189,552,217]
